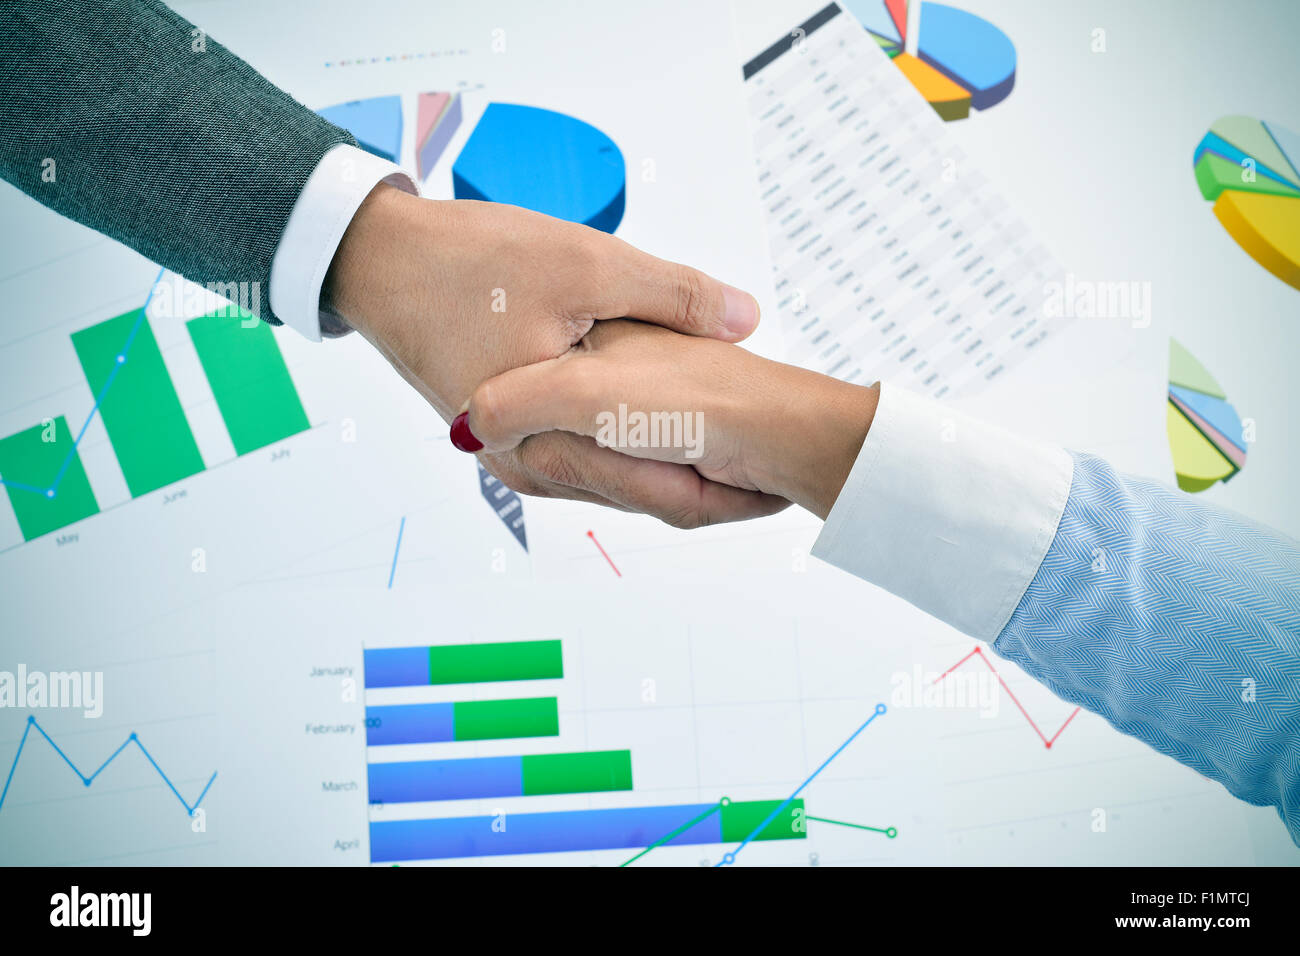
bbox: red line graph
[586,530,621,577]
[935,646,1081,749]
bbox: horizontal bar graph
[186,309,310,455]
[0,416,99,540]
[70,308,205,498]
[363,640,563,688]
[367,750,632,803]
[369,799,805,862]
[364,698,559,745]
[360,631,854,864]
[360,632,875,865]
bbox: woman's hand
[458,320,880,520]
[324,185,781,526]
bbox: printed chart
[316,94,626,232]
[844,0,1016,121]
[362,637,888,864]
[744,3,1058,398]
[1193,115,1300,292]
[1166,338,1248,493]
[0,291,308,543]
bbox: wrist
[323,183,426,339]
[323,188,465,419]
[757,372,878,519]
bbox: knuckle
[519,436,583,489]
[660,501,704,530]
[673,266,716,331]
[480,456,535,498]
[567,234,609,289]
[501,466,549,500]
[470,380,508,442]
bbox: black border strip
[742,2,842,80]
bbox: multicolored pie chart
[1166,339,1248,493]
[845,0,1016,121]
[1193,115,1300,292]
[317,96,625,233]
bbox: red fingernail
[450,412,483,452]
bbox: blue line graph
[387,516,406,589]
[0,267,166,499]
[0,714,216,816]
[717,703,887,866]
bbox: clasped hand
[329,188,876,526]
[461,321,878,521]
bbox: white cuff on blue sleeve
[811,383,1075,641]
[269,143,419,341]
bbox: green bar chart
[0,291,311,543]
[719,798,805,842]
[70,309,205,497]
[431,640,564,684]
[453,697,559,741]
[0,416,99,541]
[186,309,310,455]
[521,750,633,795]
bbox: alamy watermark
[50,886,150,936]
[0,665,103,718]
[890,664,1000,718]
[1043,273,1151,328]
[150,278,262,325]
[594,404,704,459]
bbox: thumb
[451,357,603,454]
[607,242,761,343]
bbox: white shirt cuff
[269,143,419,341]
[811,383,1075,641]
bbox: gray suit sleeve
[0,0,358,324]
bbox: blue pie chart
[451,103,626,234]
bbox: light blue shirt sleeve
[994,451,1300,842]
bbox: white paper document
[742,3,1062,399]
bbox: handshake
[328,186,879,525]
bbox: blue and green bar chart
[362,639,807,863]
[0,300,309,542]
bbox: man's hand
[459,321,879,520]
[323,184,785,526]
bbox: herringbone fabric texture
[997,452,1300,843]
[0,0,355,323]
